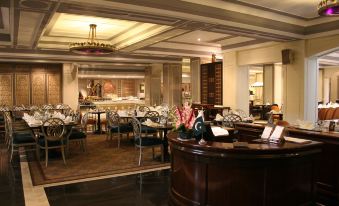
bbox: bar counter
[235,122,339,205]
[168,132,322,206]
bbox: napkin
[215,114,224,121]
[64,116,72,123]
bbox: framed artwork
[140,84,145,93]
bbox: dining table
[89,110,106,134]
[142,122,174,161]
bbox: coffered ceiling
[0,0,338,65]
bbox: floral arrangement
[175,102,196,132]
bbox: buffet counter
[168,132,322,206]
[80,99,145,111]
[234,122,339,206]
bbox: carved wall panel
[0,74,13,106]
[15,74,30,105]
[47,74,61,104]
[31,73,46,105]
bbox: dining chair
[333,107,339,119]
[141,111,160,136]
[130,117,163,166]
[106,111,133,148]
[324,108,336,120]
[318,108,328,120]
[138,105,151,113]
[68,112,88,153]
[223,114,242,128]
[4,111,36,162]
[37,118,66,167]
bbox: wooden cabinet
[200,62,222,105]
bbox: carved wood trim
[31,73,46,105]
[0,73,13,106]
[15,73,30,105]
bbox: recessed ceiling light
[197,38,201,41]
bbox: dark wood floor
[45,169,170,206]
[0,137,25,206]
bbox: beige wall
[62,63,78,110]
[224,40,306,122]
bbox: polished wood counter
[168,132,322,206]
[235,122,339,205]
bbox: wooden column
[163,63,182,107]
[190,58,200,103]
[145,64,162,106]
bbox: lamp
[318,0,339,16]
[69,24,115,55]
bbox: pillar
[145,64,162,106]
[163,63,182,107]
[190,57,200,103]
[62,63,78,110]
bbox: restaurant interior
[1,0,339,206]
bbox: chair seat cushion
[135,137,163,146]
[13,133,35,144]
[38,138,67,147]
[69,131,86,140]
[109,124,133,133]
[141,126,157,133]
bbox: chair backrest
[130,117,141,144]
[144,111,160,122]
[41,118,65,142]
[42,104,54,110]
[81,112,89,129]
[138,106,150,112]
[233,109,248,118]
[107,111,120,127]
[223,114,242,128]
[3,111,13,137]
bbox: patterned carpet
[27,134,169,186]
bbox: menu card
[269,125,285,143]
[261,126,273,141]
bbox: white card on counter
[261,126,273,140]
[270,125,285,142]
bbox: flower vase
[178,131,193,140]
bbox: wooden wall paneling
[0,73,13,106]
[31,73,46,105]
[47,73,61,104]
[201,65,209,104]
[122,79,136,97]
[15,73,30,105]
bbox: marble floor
[45,169,170,206]
[0,140,25,206]
[0,133,171,206]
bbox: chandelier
[318,0,339,16]
[69,24,115,55]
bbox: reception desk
[235,123,339,205]
[168,132,322,206]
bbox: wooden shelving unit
[200,62,223,105]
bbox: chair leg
[138,147,142,166]
[10,144,14,162]
[45,148,48,167]
[61,147,66,165]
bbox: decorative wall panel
[32,73,46,105]
[47,74,61,104]
[15,74,30,105]
[0,74,13,106]
[122,79,135,97]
